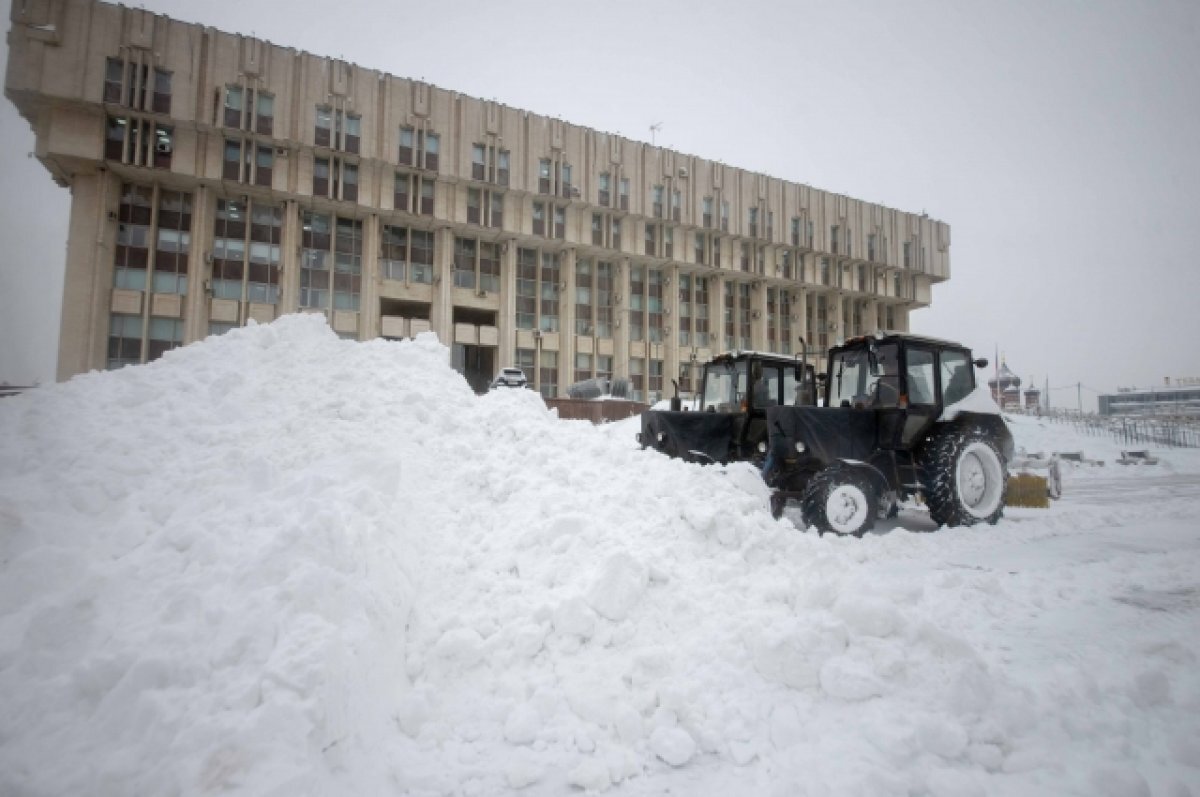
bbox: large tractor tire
[920,429,1008,528]
[801,467,878,537]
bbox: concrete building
[1099,381,1200,419]
[5,0,951,399]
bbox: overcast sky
[3,0,1198,410]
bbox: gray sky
[3,0,1199,410]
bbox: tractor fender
[827,459,890,500]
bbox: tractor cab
[638,349,817,465]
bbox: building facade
[1099,382,1200,419]
[6,0,950,399]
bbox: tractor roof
[837,332,969,351]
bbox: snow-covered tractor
[637,350,818,467]
[765,333,1013,536]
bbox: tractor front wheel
[920,430,1008,527]
[801,468,877,537]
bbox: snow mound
[1,314,1197,796]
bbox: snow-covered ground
[1,314,1197,796]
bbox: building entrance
[453,344,495,394]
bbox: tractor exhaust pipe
[670,378,681,411]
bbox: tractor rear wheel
[920,429,1008,527]
[801,468,877,537]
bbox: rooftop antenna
[649,122,662,146]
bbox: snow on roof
[1,313,1197,795]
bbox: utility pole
[1078,382,1082,414]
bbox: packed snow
[1,314,1198,796]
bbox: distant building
[987,360,1022,410]
[5,0,951,400]
[1022,380,1041,411]
[1099,381,1200,418]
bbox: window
[146,317,183,362]
[398,127,439,170]
[104,58,123,104]
[652,185,664,219]
[472,143,508,184]
[868,233,877,263]
[671,189,682,222]
[648,269,664,343]
[906,348,936,405]
[619,178,630,211]
[629,357,645,402]
[300,212,332,309]
[333,217,363,311]
[645,223,657,257]
[940,350,974,406]
[703,197,714,229]
[539,252,560,332]
[256,93,274,136]
[539,351,559,399]
[539,157,573,197]
[720,200,730,233]
[649,359,664,402]
[575,352,593,384]
[576,258,593,335]
[748,207,759,238]
[312,157,357,201]
[423,133,439,170]
[224,138,273,186]
[113,184,153,291]
[315,105,332,148]
[532,202,546,236]
[380,225,434,284]
[107,313,143,370]
[394,173,435,215]
[399,127,415,165]
[516,248,538,329]
[105,115,172,169]
[598,172,611,207]
[766,211,774,242]
[629,266,645,342]
[830,225,840,255]
[224,86,273,134]
[553,206,565,239]
[903,241,912,269]
[454,237,477,290]
[595,261,614,338]
[791,217,801,247]
[152,189,191,295]
[103,58,170,114]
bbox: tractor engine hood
[639,410,745,464]
[766,406,878,465]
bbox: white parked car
[490,367,529,390]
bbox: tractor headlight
[757,441,767,454]
[794,441,806,454]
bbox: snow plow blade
[1007,474,1049,508]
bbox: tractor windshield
[829,349,871,407]
[829,344,902,408]
[699,360,746,412]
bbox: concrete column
[498,239,517,366]
[561,246,576,392]
[57,171,118,379]
[794,287,809,351]
[360,214,380,338]
[278,200,300,316]
[431,226,454,349]
[183,183,211,344]
[664,263,679,396]
[614,257,630,378]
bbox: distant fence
[1008,407,1200,449]
[544,398,649,424]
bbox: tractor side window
[830,350,869,408]
[940,350,974,406]
[906,348,936,405]
[755,366,781,407]
[870,344,901,408]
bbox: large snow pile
[1,314,1197,796]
